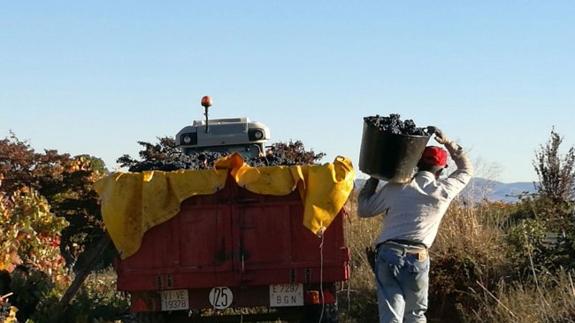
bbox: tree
[514,128,575,271]
[533,129,575,202]
[0,134,113,270]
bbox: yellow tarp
[94,154,355,259]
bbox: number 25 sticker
[209,286,233,309]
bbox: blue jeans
[375,243,430,323]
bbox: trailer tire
[134,312,167,323]
[301,303,338,323]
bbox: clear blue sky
[1,1,573,182]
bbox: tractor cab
[175,96,271,158]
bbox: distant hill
[354,177,536,203]
[461,178,536,202]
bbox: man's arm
[432,127,473,197]
[357,177,386,218]
[444,140,473,177]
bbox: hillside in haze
[354,177,536,203]
[460,177,536,202]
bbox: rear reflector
[305,289,336,305]
[131,296,150,312]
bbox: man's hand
[428,126,450,145]
[359,177,379,199]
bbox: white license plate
[160,289,189,311]
[269,283,304,307]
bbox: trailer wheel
[301,303,338,323]
[134,312,167,323]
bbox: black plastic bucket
[359,121,431,183]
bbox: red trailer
[114,175,350,322]
[96,101,354,322]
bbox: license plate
[269,283,304,307]
[160,289,189,311]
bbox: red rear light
[305,289,336,305]
[321,289,336,304]
[131,296,150,312]
[306,290,321,305]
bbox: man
[358,127,473,323]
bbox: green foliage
[25,272,129,323]
[533,128,575,202]
[0,134,115,271]
[0,187,70,321]
[36,275,128,323]
[116,137,179,168]
[504,196,575,274]
[338,286,379,323]
[9,266,57,322]
[0,134,125,322]
[0,188,68,283]
[501,129,575,274]
[506,217,549,274]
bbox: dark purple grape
[364,114,426,136]
[120,139,324,172]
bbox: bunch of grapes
[364,114,427,136]
[125,152,228,172]
[117,139,325,172]
[256,141,325,167]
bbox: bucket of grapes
[359,114,431,183]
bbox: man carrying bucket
[358,127,473,323]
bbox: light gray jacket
[358,141,473,248]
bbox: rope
[346,198,353,313]
[318,228,325,323]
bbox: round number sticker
[209,286,233,309]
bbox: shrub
[469,269,575,322]
[533,129,575,203]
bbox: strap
[386,239,428,249]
